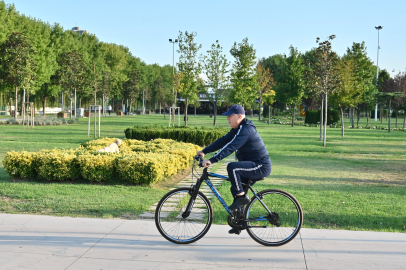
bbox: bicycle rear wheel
[155,188,213,244]
[245,189,303,246]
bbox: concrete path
[0,213,405,270]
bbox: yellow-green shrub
[36,149,80,181]
[3,138,200,184]
[116,152,166,185]
[3,151,37,178]
[77,153,117,182]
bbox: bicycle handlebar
[194,155,204,168]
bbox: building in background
[71,27,88,34]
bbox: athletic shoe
[228,195,250,210]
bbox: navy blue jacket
[203,118,270,164]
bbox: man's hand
[196,151,205,158]
[202,159,211,168]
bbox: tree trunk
[79,98,82,116]
[340,106,344,137]
[351,107,355,129]
[185,97,188,126]
[380,104,383,123]
[159,103,161,115]
[388,99,391,132]
[291,104,295,127]
[366,109,369,127]
[323,92,327,147]
[268,105,270,125]
[395,109,398,128]
[21,89,24,117]
[194,104,196,117]
[320,97,323,141]
[42,97,47,118]
[69,93,73,119]
[129,101,133,115]
[258,97,262,121]
[14,86,18,120]
[213,101,217,126]
[356,108,360,126]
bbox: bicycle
[155,156,303,246]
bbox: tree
[345,42,375,126]
[376,69,391,123]
[278,46,305,127]
[0,32,37,120]
[100,70,113,116]
[56,50,87,119]
[308,35,339,147]
[177,31,202,126]
[152,76,172,116]
[379,74,404,132]
[171,71,184,126]
[229,38,258,109]
[202,40,230,126]
[123,69,142,114]
[330,57,359,137]
[256,60,275,121]
[262,89,276,125]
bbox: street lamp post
[169,38,178,124]
[374,26,382,121]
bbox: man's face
[227,114,241,129]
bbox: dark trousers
[227,160,272,197]
[108,110,111,115]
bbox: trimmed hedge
[305,108,340,125]
[124,125,229,146]
[3,151,37,178]
[3,138,200,185]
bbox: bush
[4,138,200,185]
[36,149,80,181]
[3,151,37,178]
[305,108,340,125]
[124,125,229,146]
[77,153,117,182]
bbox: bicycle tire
[245,189,303,246]
[155,188,213,244]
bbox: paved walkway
[0,213,405,270]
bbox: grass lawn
[0,113,405,232]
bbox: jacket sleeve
[208,125,250,164]
[202,129,233,154]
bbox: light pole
[374,26,382,121]
[169,38,178,124]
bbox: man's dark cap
[223,105,245,116]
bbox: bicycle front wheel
[245,189,303,246]
[155,188,213,244]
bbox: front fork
[181,168,206,219]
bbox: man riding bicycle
[197,104,272,234]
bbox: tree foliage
[229,38,258,108]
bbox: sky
[5,0,406,77]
